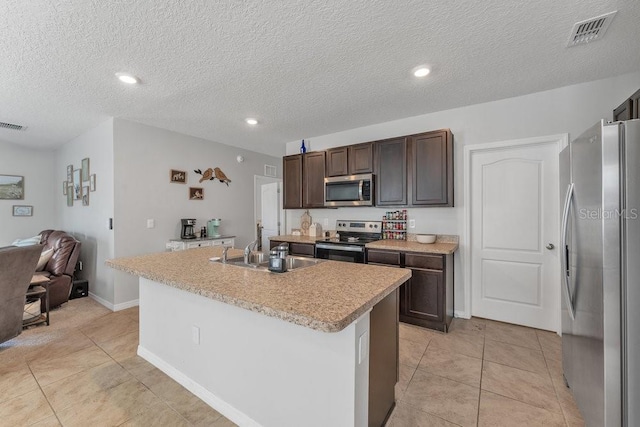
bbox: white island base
[138,277,378,427]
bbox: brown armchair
[0,245,42,344]
[38,230,81,309]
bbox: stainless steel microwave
[324,174,374,207]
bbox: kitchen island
[107,247,410,427]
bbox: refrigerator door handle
[561,183,576,320]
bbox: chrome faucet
[244,239,259,264]
[221,246,230,263]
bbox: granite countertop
[169,235,235,242]
[366,235,459,255]
[269,235,323,244]
[106,247,410,333]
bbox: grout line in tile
[483,336,544,353]
[26,359,64,426]
[399,399,465,427]
[476,333,486,425]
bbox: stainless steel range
[315,220,382,263]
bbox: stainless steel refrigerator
[560,119,639,426]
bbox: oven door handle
[315,243,364,252]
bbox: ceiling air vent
[0,121,27,131]
[567,11,617,47]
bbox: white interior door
[469,137,563,331]
[261,182,281,252]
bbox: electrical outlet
[146,219,155,229]
[409,219,416,228]
[192,325,200,345]
[323,218,329,228]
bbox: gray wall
[113,119,281,305]
[0,141,58,245]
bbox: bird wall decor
[194,167,232,186]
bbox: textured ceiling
[1,0,639,156]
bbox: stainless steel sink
[215,254,324,272]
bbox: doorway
[254,176,284,252]
[464,134,567,332]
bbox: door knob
[546,243,555,250]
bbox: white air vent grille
[567,11,616,47]
[264,165,277,177]
[0,121,26,131]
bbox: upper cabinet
[375,138,408,206]
[613,88,640,121]
[409,130,453,206]
[283,154,303,209]
[303,151,326,208]
[326,142,373,177]
[375,129,454,207]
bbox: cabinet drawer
[290,243,315,257]
[186,241,212,249]
[367,250,401,266]
[405,253,443,270]
[212,238,234,247]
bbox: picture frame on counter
[12,205,33,216]
[170,169,187,184]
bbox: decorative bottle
[300,139,307,154]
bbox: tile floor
[1,298,584,426]
[388,318,585,427]
[0,298,235,426]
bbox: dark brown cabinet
[325,142,373,177]
[283,152,326,209]
[409,130,453,206]
[613,88,640,121]
[283,155,303,209]
[303,151,326,208]
[374,130,453,208]
[269,240,315,257]
[375,138,407,206]
[366,249,454,332]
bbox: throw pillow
[11,235,42,247]
[36,248,54,271]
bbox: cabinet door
[290,243,315,257]
[375,138,407,206]
[303,152,326,208]
[409,130,453,206]
[326,147,349,177]
[405,269,444,322]
[270,240,284,250]
[283,155,303,209]
[614,98,633,121]
[348,142,373,174]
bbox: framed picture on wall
[0,175,24,200]
[67,165,73,183]
[81,158,90,181]
[63,181,68,195]
[73,169,82,200]
[12,205,33,216]
[66,188,73,206]
[170,169,186,184]
[82,186,89,206]
[189,187,203,200]
[90,174,96,191]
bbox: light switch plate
[192,325,200,345]
[323,218,329,228]
[409,219,416,228]
[147,219,155,229]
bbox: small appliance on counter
[207,218,222,238]
[181,219,196,239]
[268,244,289,273]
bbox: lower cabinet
[367,249,454,332]
[167,238,235,251]
[269,240,316,257]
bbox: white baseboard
[89,292,114,310]
[88,293,139,312]
[137,346,261,427]
[114,299,139,311]
[454,310,471,319]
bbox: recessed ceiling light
[413,67,430,78]
[245,118,258,125]
[115,72,140,84]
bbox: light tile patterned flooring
[389,318,585,427]
[1,298,584,426]
[0,298,235,426]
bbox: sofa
[0,245,42,344]
[38,230,81,309]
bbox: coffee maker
[181,219,196,239]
